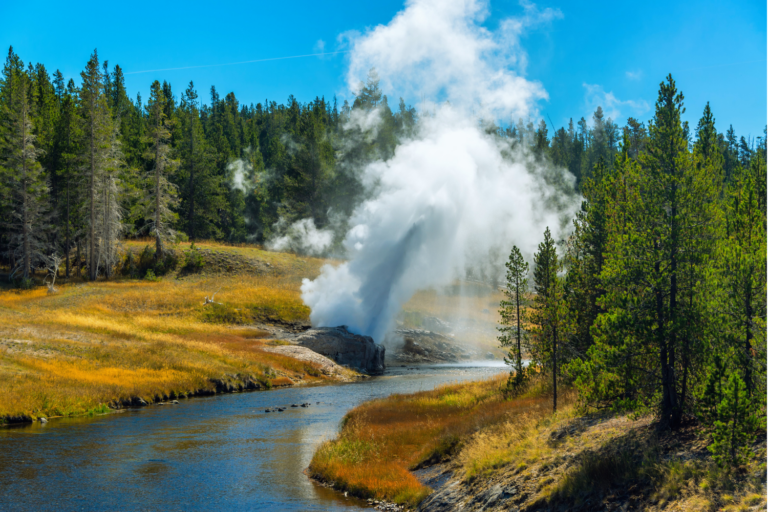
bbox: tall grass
[309,375,554,507]
[0,244,343,421]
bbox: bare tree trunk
[552,314,558,414]
[65,178,70,278]
[21,105,30,280]
[657,253,675,429]
[745,272,753,395]
[155,125,162,260]
[188,125,195,241]
[516,275,522,375]
[89,99,96,281]
[669,185,680,428]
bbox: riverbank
[0,242,361,425]
[311,376,767,511]
[308,374,557,508]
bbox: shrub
[182,248,206,272]
[144,269,161,282]
[16,277,34,290]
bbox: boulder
[296,326,386,375]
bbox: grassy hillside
[0,241,354,423]
[310,377,766,511]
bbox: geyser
[300,0,578,342]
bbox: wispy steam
[267,218,335,256]
[302,0,579,342]
[341,0,559,119]
[227,157,254,193]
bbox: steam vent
[296,326,386,375]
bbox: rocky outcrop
[261,344,360,381]
[296,326,386,375]
[389,329,475,363]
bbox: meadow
[0,241,356,422]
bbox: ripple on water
[0,363,506,511]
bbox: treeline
[499,75,766,468]
[0,48,417,282]
[0,45,763,287]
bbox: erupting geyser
[298,0,579,343]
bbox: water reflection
[0,363,505,511]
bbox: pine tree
[177,81,224,241]
[144,80,178,260]
[530,227,569,412]
[708,371,759,467]
[565,156,611,357]
[582,75,720,428]
[51,79,82,277]
[0,51,48,281]
[79,50,114,280]
[498,245,529,391]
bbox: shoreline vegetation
[0,241,360,425]
[309,375,767,511]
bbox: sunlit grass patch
[309,375,554,507]
[0,248,346,421]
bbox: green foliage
[182,247,205,272]
[498,245,529,392]
[530,227,572,412]
[563,76,766,469]
[16,277,34,289]
[707,371,759,467]
[143,269,160,281]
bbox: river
[0,362,507,511]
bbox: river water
[0,362,506,512]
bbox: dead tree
[203,287,222,306]
[44,253,62,294]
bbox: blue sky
[2,0,765,139]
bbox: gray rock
[297,326,385,375]
[39,417,48,424]
[420,315,453,334]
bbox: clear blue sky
[2,0,765,139]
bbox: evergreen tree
[51,78,82,277]
[497,245,529,391]
[0,51,48,281]
[579,75,721,428]
[143,80,178,259]
[177,81,224,241]
[530,227,569,412]
[79,50,114,280]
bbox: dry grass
[0,242,352,422]
[308,375,555,507]
[456,399,767,512]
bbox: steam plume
[302,0,577,342]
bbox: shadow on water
[0,362,506,511]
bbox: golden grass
[0,243,345,421]
[309,375,555,507]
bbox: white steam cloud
[302,0,578,342]
[267,218,334,256]
[227,157,254,193]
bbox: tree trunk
[188,125,195,240]
[65,177,70,278]
[516,276,522,375]
[745,272,753,395]
[656,254,673,428]
[669,181,681,428]
[89,99,96,281]
[21,106,30,280]
[155,123,162,260]
[552,318,558,414]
